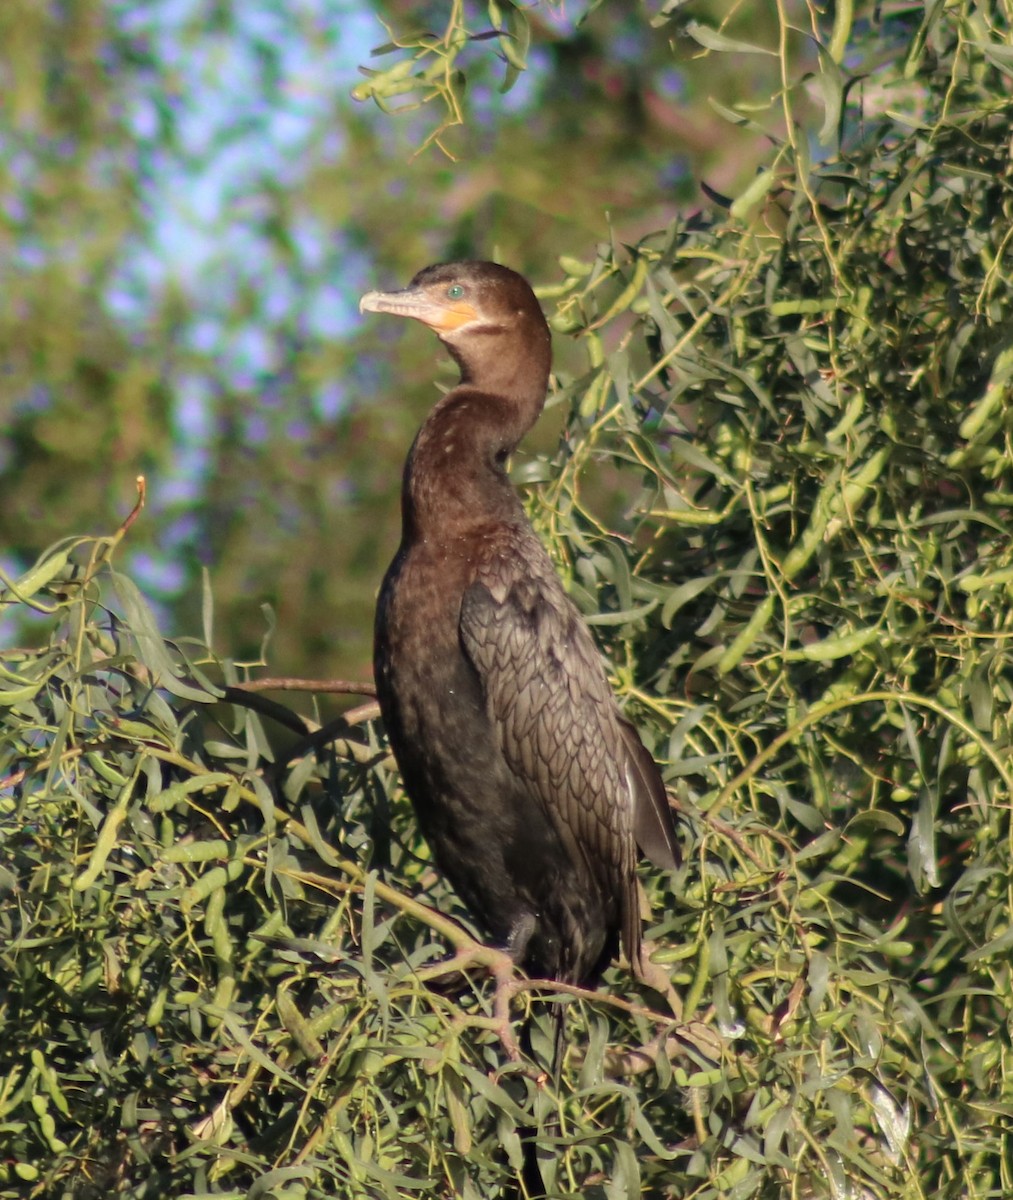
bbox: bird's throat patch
[429,300,479,331]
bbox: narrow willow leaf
[111,571,221,702]
[683,19,777,55]
[908,787,940,891]
[814,43,845,146]
[730,168,776,219]
[0,546,72,606]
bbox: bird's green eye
[446,284,465,300]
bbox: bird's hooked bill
[359,288,416,316]
[360,284,478,332]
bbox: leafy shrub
[3,4,1013,1198]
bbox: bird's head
[360,261,551,395]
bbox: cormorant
[360,261,679,987]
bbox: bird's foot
[490,948,523,1061]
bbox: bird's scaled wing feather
[460,574,654,965]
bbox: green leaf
[683,19,777,55]
[111,571,222,703]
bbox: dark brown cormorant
[360,261,679,987]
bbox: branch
[231,677,376,696]
[221,684,313,737]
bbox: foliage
[4,1,1013,1199]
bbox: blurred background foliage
[3,0,1013,1198]
[0,0,787,681]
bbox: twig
[120,476,147,538]
[270,708,383,771]
[221,685,313,737]
[231,677,376,697]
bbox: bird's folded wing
[460,574,644,955]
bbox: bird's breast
[374,538,488,768]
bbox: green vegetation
[3,2,1012,1197]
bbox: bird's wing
[460,567,670,966]
[619,717,681,870]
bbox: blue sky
[111,0,377,336]
[103,0,385,592]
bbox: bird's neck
[400,393,543,545]
[399,321,552,544]
[447,323,551,418]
